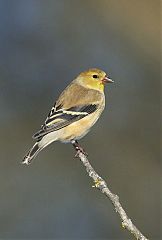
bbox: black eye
[92,74,98,79]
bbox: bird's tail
[22,131,59,165]
[22,142,42,165]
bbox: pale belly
[58,106,104,143]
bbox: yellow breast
[58,97,105,142]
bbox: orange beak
[102,76,114,84]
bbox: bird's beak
[102,76,114,84]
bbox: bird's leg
[71,140,88,157]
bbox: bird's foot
[72,140,88,157]
[75,146,88,158]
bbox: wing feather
[33,104,98,140]
[33,82,103,140]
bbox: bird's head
[76,68,113,92]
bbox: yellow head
[76,68,113,92]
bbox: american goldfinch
[22,68,113,165]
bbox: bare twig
[77,151,148,240]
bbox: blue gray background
[0,0,160,239]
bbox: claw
[74,146,88,157]
[72,140,88,157]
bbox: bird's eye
[92,74,98,79]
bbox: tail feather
[22,142,41,165]
[22,131,59,165]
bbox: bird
[22,68,113,165]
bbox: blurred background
[0,0,160,239]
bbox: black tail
[22,142,41,165]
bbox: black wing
[33,104,98,140]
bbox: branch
[77,152,148,240]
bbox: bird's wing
[33,103,98,140]
[33,82,103,140]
